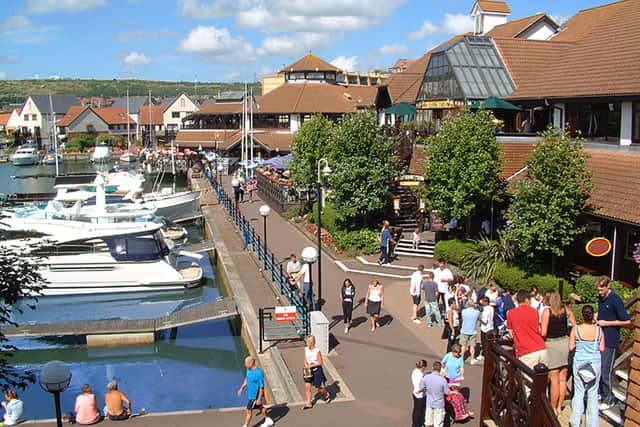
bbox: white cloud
[116,29,176,43]
[179,25,257,63]
[407,20,438,40]
[0,72,7,79]
[550,15,568,25]
[256,65,274,78]
[331,56,358,72]
[26,0,108,13]
[0,15,32,33]
[260,33,330,56]
[123,52,151,65]
[177,0,250,19]
[442,13,474,34]
[370,43,409,57]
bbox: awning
[470,96,522,111]
[383,102,416,116]
[265,154,294,169]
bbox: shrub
[283,204,303,221]
[64,139,82,152]
[307,201,338,234]
[434,239,478,266]
[333,229,379,256]
[68,134,95,151]
[493,262,570,300]
[574,274,636,304]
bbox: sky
[0,0,609,82]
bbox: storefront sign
[274,306,297,322]
[418,100,468,109]
[585,237,612,257]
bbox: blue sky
[0,0,608,82]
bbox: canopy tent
[470,96,522,111]
[265,154,294,169]
[383,102,417,116]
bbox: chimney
[471,0,511,35]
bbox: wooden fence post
[480,333,496,423]
[529,363,549,427]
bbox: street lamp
[40,360,72,427]
[259,204,271,255]
[316,158,331,310]
[301,246,318,311]
[217,163,224,185]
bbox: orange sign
[585,237,612,257]
[274,306,297,322]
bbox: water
[1,161,248,419]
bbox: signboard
[418,100,467,109]
[274,306,297,322]
[585,237,612,257]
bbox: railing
[256,172,304,214]
[480,336,560,427]
[619,295,638,355]
[209,175,310,337]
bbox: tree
[290,114,335,192]
[423,109,503,225]
[504,126,592,258]
[462,231,515,284]
[0,230,44,390]
[328,112,399,228]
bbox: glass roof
[418,36,515,102]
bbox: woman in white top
[365,279,384,331]
[410,360,428,427]
[303,335,330,410]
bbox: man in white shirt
[478,296,494,360]
[295,261,315,310]
[433,259,453,315]
[410,265,424,324]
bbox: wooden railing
[256,172,303,214]
[480,336,561,427]
[619,294,639,355]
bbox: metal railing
[209,175,310,337]
[255,172,303,214]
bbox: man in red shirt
[506,290,548,369]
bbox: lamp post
[259,204,271,254]
[316,158,331,310]
[217,163,224,185]
[301,246,318,311]
[40,360,72,427]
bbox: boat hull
[145,191,201,221]
[11,155,40,166]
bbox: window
[633,102,640,144]
[288,72,305,80]
[32,115,37,121]
[278,114,289,128]
[24,115,29,121]
[172,112,180,118]
[625,230,639,261]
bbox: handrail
[618,294,639,355]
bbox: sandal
[302,405,313,410]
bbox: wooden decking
[3,296,237,338]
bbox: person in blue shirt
[596,276,632,410]
[378,220,394,265]
[237,356,274,427]
[459,300,481,364]
[1,390,24,426]
[441,344,465,386]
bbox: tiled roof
[551,1,627,42]
[386,53,430,105]
[58,106,88,127]
[26,95,80,115]
[390,58,416,71]
[111,96,149,113]
[196,102,243,115]
[174,130,240,150]
[92,107,136,125]
[485,13,549,38]
[253,132,293,152]
[498,140,536,179]
[281,53,339,72]
[0,112,11,126]
[476,0,511,14]
[408,145,427,176]
[138,105,165,125]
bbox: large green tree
[423,109,503,223]
[505,126,592,258]
[328,112,399,228]
[290,114,335,192]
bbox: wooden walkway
[3,296,237,338]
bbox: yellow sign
[419,100,467,109]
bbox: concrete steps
[394,239,435,258]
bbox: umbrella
[470,96,522,111]
[265,154,294,169]
[383,102,416,116]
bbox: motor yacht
[91,143,113,163]
[10,145,40,166]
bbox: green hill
[0,79,261,105]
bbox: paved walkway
[36,175,483,426]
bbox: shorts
[459,333,476,347]
[367,301,381,315]
[246,399,263,410]
[303,366,327,388]
[412,295,421,305]
[425,406,445,426]
[108,413,129,421]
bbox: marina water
[1,161,248,419]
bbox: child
[412,228,421,250]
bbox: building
[137,93,198,145]
[13,95,80,146]
[389,58,417,74]
[57,106,136,141]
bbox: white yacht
[43,153,63,165]
[10,146,40,166]
[119,150,137,163]
[91,143,113,163]
[3,224,203,296]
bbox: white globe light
[301,246,318,263]
[217,164,224,171]
[259,205,271,217]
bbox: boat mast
[48,91,60,176]
[148,89,152,148]
[250,86,254,177]
[126,88,131,152]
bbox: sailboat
[119,89,137,163]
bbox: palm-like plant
[462,231,516,284]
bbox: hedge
[434,239,478,266]
[493,262,570,300]
[333,228,379,256]
[574,274,636,304]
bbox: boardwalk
[4,296,237,338]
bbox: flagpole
[250,87,254,177]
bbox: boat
[119,150,137,163]
[91,142,113,163]
[10,145,41,166]
[2,223,203,296]
[43,153,63,165]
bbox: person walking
[231,174,241,203]
[73,384,101,425]
[433,259,453,315]
[596,275,632,410]
[411,360,428,427]
[365,279,384,331]
[412,228,421,251]
[237,356,274,427]
[104,380,131,421]
[1,391,24,426]
[569,305,605,427]
[446,297,460,353]
[540,290,576,415]
[378,221,393,265]
[295,260,315,311]
[459,300,481,364]
[341,278,356,334]
[410,265,424,324]
[422,271,442,328]
[303,335,331,409]
[506,290,547,369]
[420,361,450,427]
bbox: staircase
[391,186,418,232]
[394,239,435,258]
[601,351,630,425]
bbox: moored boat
[10,145,41,166]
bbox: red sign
[274,306,297,322]
[586,237,612,257]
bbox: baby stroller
[494,312,510,341]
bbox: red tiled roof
[174,130,240,150]
[196,103,243,115]
[408,146,427,176]
[386,54,430,105]
[92,107,135,125]
[390,58,417,71]
[58,106,87,127]
[139,105,165,125]
[552,1,627,42]
[253,132,293,152]
[485,13,551,38]
[476,0,511,14]
[281,54,339,73]
[498,140,536,179]
[0,112,11,126]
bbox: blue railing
[209,175,310,337]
